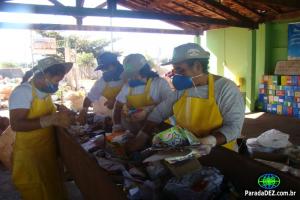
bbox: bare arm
[10,109,42,132]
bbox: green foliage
[0,62,18,68]
[77,52,96,68]
[77,52,97,79]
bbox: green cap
[33,56,73,74]
[162,43,210,66]
[121,53,148,79]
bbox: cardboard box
[288,107,293,116]
[271,105,277,113]
[285,88,294,97]
[275,60,300,75]
[262,75,269,83]
[259,88,266,94]
[277,104,283,115]
[259,83,267,89]
[276,90,285,96]
[268,90,275,95]
[267,85,275,90]
[295,91,300,97]
[278,96,285,103]
[273,96,279,103]
[164,158,202,178]
[268,96,274,104]
[267,104,272,112]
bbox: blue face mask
[102,64,123,82]
[40,80,59,94]
[128,79,146,87]
[172,74,193,90]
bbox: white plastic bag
[257,129,290,149]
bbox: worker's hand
[197,135,217,155]
[130,110,147,122]
[53,111,74,128]
[125,131,150,152]
[77,108,88,125]
[112,124,124,132]
[58,104,70,112]
[40,111,74,129]
[199,135,217,146]
[104,99,115,110]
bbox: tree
[0,62,18,68]
[77,52,98,79]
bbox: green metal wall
[206,19,300,111]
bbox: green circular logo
[258,173,280,190]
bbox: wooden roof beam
[119,0,201,32]
[0,22,200,35]
[250,0,300,9]
[173,0,226,20]
[232,0,263,18]
[195,0,256,26]
[76,0,85,25]
[95,2,107,9]
[48,0,64,7]
[118,0,202,32]
[0,2,255,28]
[107,0,117,11]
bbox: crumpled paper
[257,129,291,149]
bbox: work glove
[40,111,74,129]
[197,135,217,155]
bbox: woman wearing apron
[78,52,124,124]
[126,43,245,153]
[9,57,74,200]
[113,54,172,134]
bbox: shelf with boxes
[258,75,300,119]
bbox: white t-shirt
[116,77,172,104]
[87,77,123,102]
[9,82,49,110]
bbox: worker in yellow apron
[113,54,172,134]
[78,52,124,124]
[126,43,245,152]
[9,57,74,199]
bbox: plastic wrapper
[164,167,224,200]
[152,126,199,148]
[257,129,291,149]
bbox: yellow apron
[102,82,122,101]
[122,79,155,134]
[127,78,155,109]
[12,84,66,200]
[173,74,236,150]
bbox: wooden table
[56,128,300,199]
[56,128,126,200]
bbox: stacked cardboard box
[258,75,300,119]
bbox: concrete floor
[0,163,83,200]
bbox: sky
[0,0,195,65]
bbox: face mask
[172,74,193,90]
[128,79,146,87]
[40,79,59,94]
[172,74,204,90]
[102,64,123,82]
